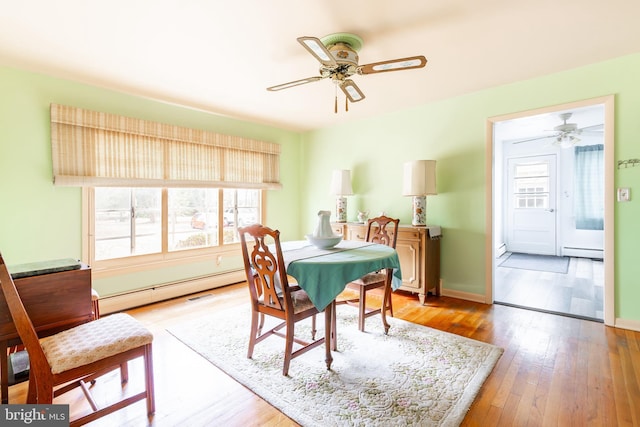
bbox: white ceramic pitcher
[313,210,334,237]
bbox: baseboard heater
[98,270,246,315]
[561,246,604,260]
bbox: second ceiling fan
[267,33,427,112]
[513,112,604,147]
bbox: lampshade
[402,160,437,196]
[330,169,353,195]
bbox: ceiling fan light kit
[267,32,427,113]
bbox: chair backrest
[238,224,291,312]
[0,253,52,378]
[365,216,400,249]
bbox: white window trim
[82,187,263,279]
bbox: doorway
[486,96,615,324]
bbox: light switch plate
[617,187,631,202]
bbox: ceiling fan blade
[512,134,556,144]
[579,124,604,132]
[358,55,427,75]
[267,76,325,92]
[297,36,337,67]
[340,79,365,102]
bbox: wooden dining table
[280,239,402,351]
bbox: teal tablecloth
[282,240,402,311]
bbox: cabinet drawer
[332,224,345,236]
[346,225,367,241]
[397,230,421,241]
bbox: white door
[506,155,557,255]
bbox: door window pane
[513,163,549,209]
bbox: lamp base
[335,196,347,222]
[411,195,427,226]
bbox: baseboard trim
[98,270,245,315]
[561,247,604,259]
[439,289,488,304]
[615,317,640,332]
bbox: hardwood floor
[495,254,604,321]
[8,282,640,426]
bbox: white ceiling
[1,0,639,132]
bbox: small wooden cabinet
[333,222,441,305]
[0,261,93,403]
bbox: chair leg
[258,312,265,334]
[144,344,156,416]
[26,370,37,403]
[119,362,129,384]
[311,314,317,340]
[381,274,392,334]
[358,286,367,332]
[247,310,259,359]
[282,317,295,376]
[380,296,390,335]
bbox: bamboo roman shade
[50,104,282,189]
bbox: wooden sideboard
[333,222,441,305]
[0,261,93,403]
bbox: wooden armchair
[238,224,331,376]
[338,215,399,333]
[0,252,155,426]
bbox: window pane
[514,177,548,194]
[514,162,550,210]
[92,187,262,264]
[95,188,161,260]
[515,163,548,177]
[168,188,219,251]
[223,189,260,244]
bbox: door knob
[546,208,555,212]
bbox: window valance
[50,104,282,189]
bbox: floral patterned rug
[167,305,503,426]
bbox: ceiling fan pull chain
[345,96,349,112]
[334,84,338,114]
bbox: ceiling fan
[267,32,427,113]
[513,112,604,147]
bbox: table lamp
[402,160,437,226]
[330,169,353,223]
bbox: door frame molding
[485,95,615,325]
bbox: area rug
[167,305,503,426]
[498,252,570,274]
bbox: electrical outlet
[617,187,631,202]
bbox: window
[51,104,274,268]
[94,188,162,260]
[92,188,261,263]
[513,162,549,209]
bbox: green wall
[301,53,640,323]
[0,66,302,295]
[1,53,639,324]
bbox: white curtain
[574,144,604,230]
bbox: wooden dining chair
[0,252,155,426]
[239,224,330,376]
[338,215,399,334]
